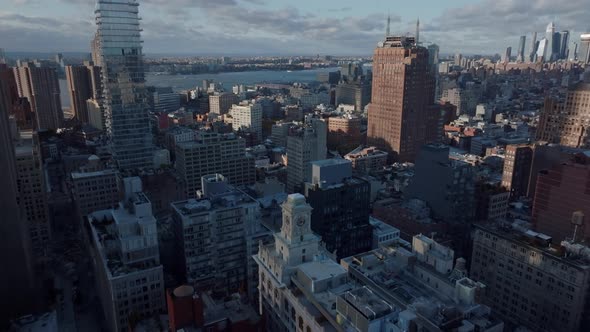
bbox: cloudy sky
[1,0,588,56]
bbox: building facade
[13,62,63,130]
[71,166,120,218]
[532,160,590,243]
[286,118,327,193]
[367,36,438,162]
[87,178,165,332]
[471,223,590,332]
[175,130,255,198]
[171,174,262,299]
[537,80,590,149]
[229,100,263,141]
[65,62,101,123]
[501,144,533,200]
[327,115,362,154]
[14,131,51,258]
[209,92,239,115]
[304,159,372,260]
[344,146,388,174]
[95,0,153,169]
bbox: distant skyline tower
[416,18,420,45]
[546,21,557,61]
[367,35,438,162]
[580,32,590,64]
[517,35,526,62]
[95,0,154,169]
[560,30,570,59]
[503,46,512,62]
[529,31,538,62]
[0,48,6,64]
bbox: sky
[1,0,588,56]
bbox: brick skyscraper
[65,61,102,124]
[367,35,438,162]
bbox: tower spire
[386,12,391,38]
[416,17,420,45]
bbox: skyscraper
[579,33,590,64]
[0,76,37,323]
[502,46,512,62]
[546,21,557,61]
[286,118,327,193]
[517,35,526,62]
[529,31,538,62]
[367,35,437,162]
[13,62,63,130]
[66,64,94,123]
[95,0,153,169]
[560,30,570,59]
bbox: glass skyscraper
[95,0,153,169]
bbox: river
[60,67,338,108]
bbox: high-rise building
[0,75,37,323]
[14,131,51,258]
[65,64,95,123]
[0,64,34,130]
[579,33,590,64]
[529,31,538,62]
[471,223,590,332]
[95,0,153,169]
[175,130,255,198]
[91,32,102,67]
[536,38,548,61]
[501,144,533,199]
[406,144,475,224]
[454,53,462,66]
[228,100,263,141]
[502,46,512,62]
[209,92,239,115]
[367,35,438,162]
[13,62,63,130]
[537,77,590,148]
[546,21,557,61]
[560,30,570,59]
[304,159,372,260]
[286,118,327,193]
[532,159,590,243]
[87,178,165,332]
[171,174,262,299]
[0,47,6,64]
[517,36,526,62]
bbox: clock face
[296,216,306,227]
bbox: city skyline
[1,0,588,56]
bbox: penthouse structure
[471,223,590,332]
[171,174,263,300]
[175,130,255,198]
[344,146,388,174]
[87,178,165,332]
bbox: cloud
[3,0,586,56]
[422,0,589,54]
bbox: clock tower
[275,194,319,266]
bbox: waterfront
[59,67,338,109]
[144,67,339,91]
